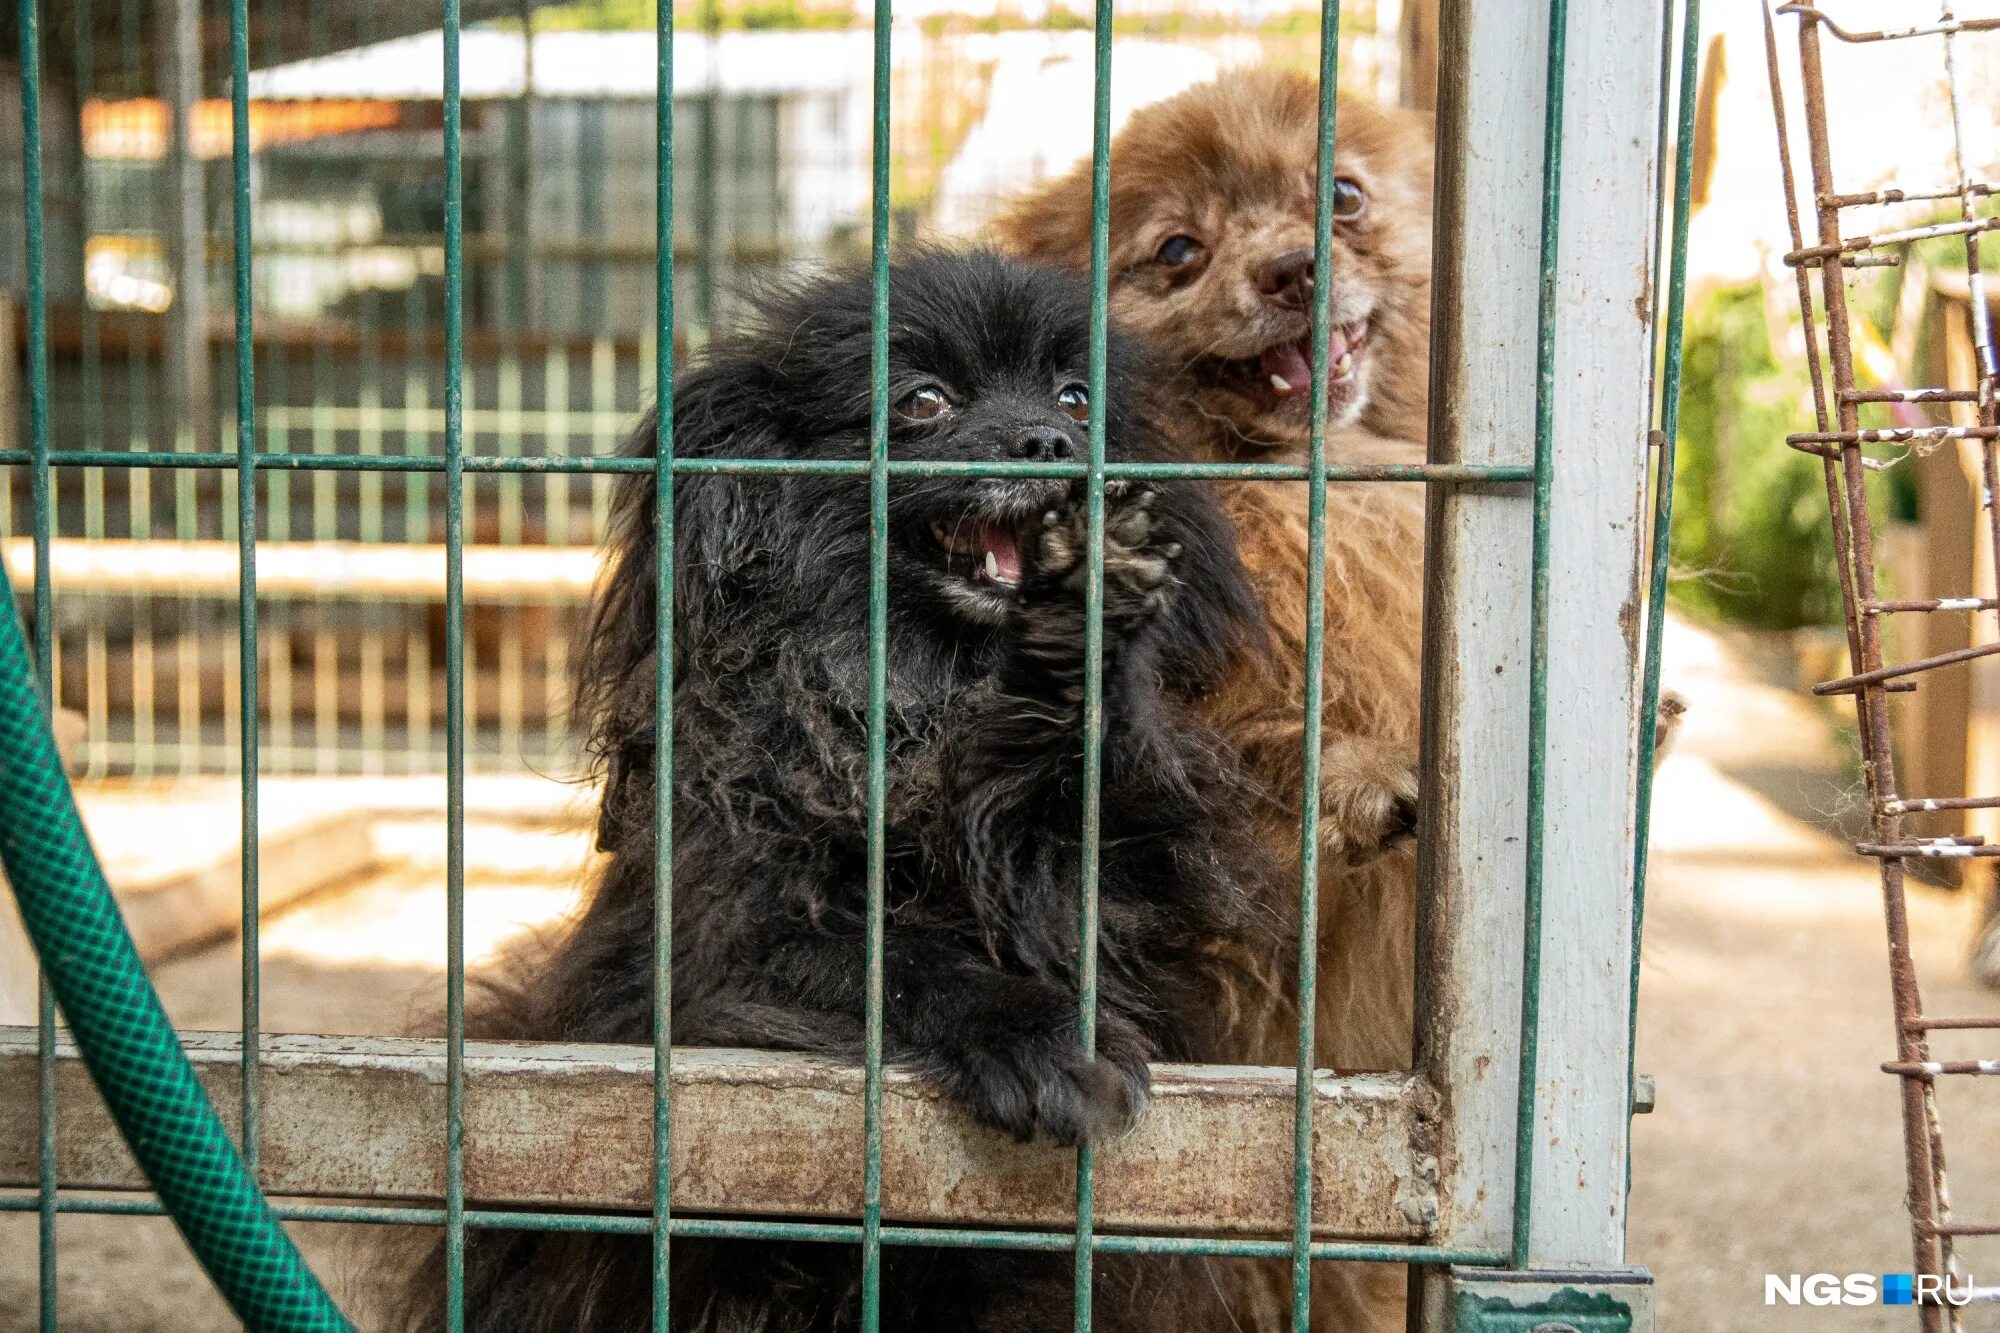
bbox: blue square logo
[1884,1274,1914,1306]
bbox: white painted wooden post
[1414,0,1548,1263]
[1415,0,1663,1321]
[1527,0,1662,1269]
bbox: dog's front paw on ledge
[926,996,1152,1147]
[1315,736,1419,866]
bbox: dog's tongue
[980,524,1022,586]
[1259,333,1349,397]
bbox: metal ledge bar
[1868,598,1999,616]
[1813,641,2000,695]
[1843,388,1985,404]
[0,1030,1438,1241]
[1858,843,2000,860]
[1883,1060,2000,1077]
[1825,184,2000,209]
[1903,1017,2000,1032]
[1775,4,2000,44]
[0,1194,1502,1266]
[1888,788,2000,808]
[0,449,1532,484]
[1785,215,2000,264]
[1887,794,2000,813]
[1794,252,1902,268]
[1792,426,1998,446]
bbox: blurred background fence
[0,0,1402,780]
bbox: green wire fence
[2,0,1702,1329]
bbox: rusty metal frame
[1765,2,2000,1324]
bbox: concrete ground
[1632,620,2000,1330]
[3,618,1997,1329]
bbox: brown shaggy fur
[995,70,1435,1331]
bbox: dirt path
[1632,620,2000,1330]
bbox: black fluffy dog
[416,251,1272,1332]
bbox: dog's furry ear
[989,161,1095,270]
[577,361,786,835]
[587,361,786,663]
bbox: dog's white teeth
[984,550,999,580]
[1269,373,1292,393]
[1333,352,1355,378]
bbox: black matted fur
[402,251,1276,1332]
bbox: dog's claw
[1162,541,1183,559]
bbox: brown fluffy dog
[996,69,1434,1331]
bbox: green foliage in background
[1669,282,1842,630]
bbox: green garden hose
[0,566,353,1331]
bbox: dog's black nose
[1253,247,1315,310]
[1012,426,1074,461]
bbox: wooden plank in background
[2,538,600,601]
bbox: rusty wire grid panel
[1765,3,2000,1326]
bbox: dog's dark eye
[1155,234,1206,267]
[1332,176,1367,220]
[1056,384,1089,422]
[898,386,952,421]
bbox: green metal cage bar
[652,0,679,1324]
[0,451,1528,482]
[1292,3,1341,1324]
[7,14,349,1320]
[0,1191,1507,1265]
[17,0,59,1323]
[1075,0,1114,1322]
[1513,0,1569,1271]
[230,0,264,1188]
[442,2,470,1326]
[5,0,1689,1323]
[1629,0,1702,1095]
[861,0,893,1321]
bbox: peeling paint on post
[1415,0,1664,1308]
[1415,0,1548,1265]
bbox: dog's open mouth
[928,517,1027,589]
[1211,319,1370,408]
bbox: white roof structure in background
[928,33,1239,237]
[247,28,878,100]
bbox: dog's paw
[1650,690,1688,770]
[1317,736,1420,866]
[1027,479,1180,629]
[929,994,1151,1146]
